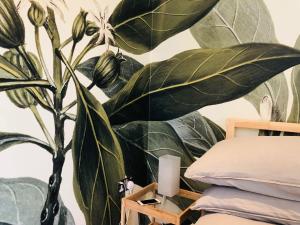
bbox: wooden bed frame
[226,118,300,139]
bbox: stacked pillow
[185,136,300,225]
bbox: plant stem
[62,140,72,154]
[69,42,76,63]
[35,27,55,87]
[62,42,95,86]
[41,150,65,225]
[59,36,73,50]
[62,113,76,121]
[61,82,95,114]
[61,100,76,114]
[41,9,65,225]
[30,105,56,152]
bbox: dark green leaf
[288,35,300,123]
[76,55,143,97]
[72,84,125,225]
[114,120,208,192]
[190,0,288,122]
[0,132,52,153]
[104,43,300,125]
[0,177,74,225]
[167,112,225,158]
[109,0,219,54]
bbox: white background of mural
[0,0,299,224]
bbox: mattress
[194,213,275,225]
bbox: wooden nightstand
[120,182,201,225]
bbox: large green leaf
[72,84,125,225]
[104,43,300,125]
[114,118,208,192]
[167,112,225,158]
[109,0,219,54]
[0,177,74,225]
[190,0,277,47]
[0,132,52,153]
[190,0,288,121]
[76,55,143,97]
[288,35,300,123]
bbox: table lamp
[158,155,181,197]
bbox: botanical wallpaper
[0,0,299,225]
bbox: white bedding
[195,213,275,225]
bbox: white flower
[16,0,67,21]
[259,95,273,121]
[88,0,115,50]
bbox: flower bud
[85,21,100,36]
[28,1,47,27]
[3,50,41,108]
[0,0,25,48]
[93,51,125,88]
[72,10,88,43]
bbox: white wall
[0,1,300,224]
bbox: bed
[185,118,300,225]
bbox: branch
[62,42,95,90]
[62,139,72,154]
[40,9,65,225]
[62,113,76,121]
[28,88,55,113]
[0,79,55,92]
[30,105,57,151]
[61,82,95,114]
[35,27,55,87]
[44,9,62,88]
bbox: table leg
[121,199,126,225]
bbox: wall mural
[0,0,299,225]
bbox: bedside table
[121,182,201,225]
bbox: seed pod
[0,0,25,48]
[28,1,47,27]
[6,87,37,108]
[72,10,88,43]
[3,50,42,77]
[93,51,125,88]
[3,50,42,108]
[85,21,100,36]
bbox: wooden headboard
[226,118,300,139]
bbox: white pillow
[185,136,300,201]
[195,213,274,225]
[192,186,300,225]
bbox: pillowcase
[195,213,274,225]
[185,136,300,201]
[192,186,300,225]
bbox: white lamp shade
[158,155,181,197]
